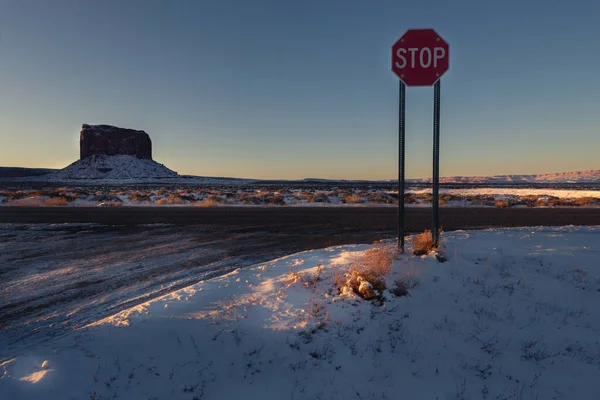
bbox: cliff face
[80,124,152,160]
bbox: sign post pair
[391,29,450,252]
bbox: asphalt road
[2,206,600,233]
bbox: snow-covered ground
[1,227,599,399]
[2,186,600,207]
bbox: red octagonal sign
[392,29,449,86]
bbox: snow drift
[1,227,599,399]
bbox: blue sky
[1,0,599,179]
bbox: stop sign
[392,29,449,86]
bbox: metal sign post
[391,29,449,252]
[398,81,406,252]
[432,80,441,246]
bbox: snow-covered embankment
[1,227,599,399]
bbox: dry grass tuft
[285,265,302,286]
[571,268,588,286]
[305,294,329,332]
[391,279,409,297]
[196,198,219,207]
[391,266,421,297]
[303,264,325,289]
[41,197,69,206]
[307,296,327,320]
[10,196,70,206]
[413,230,437,256]
[573,197,598,207]
[167,194,183,204]
[332,266,346,292]
[155,195,185,205]
[361,242,398,276]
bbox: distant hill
[0,167,58,178]
[411,170,600,184]
[4,164,600,185]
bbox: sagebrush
[336,242,398,300]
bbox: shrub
[440,194,454,202]
[343,194,363,204]
[404,194,417,204]
[50,188,73,199]
[10,196,70,206]
[264,194,285,206]
[521,195,539,206]
[130,192,151,202]
[93,194,121,203]
[495,199,509,208]
[341,266,387,300]
[549,198,569,207]
[8,190,26,200]
[413,230,437,256]
[179,194,196,202]
[206,195,226,205]
[469,199,486,206]
[196,198,219,207]
[155,194,185,205]
[167,194,183,204]
[41,197,69,206]
[313,193,331,203]
[574,197,597,207]
[336,242,398,300]
[238,193,262,205]
[291,192,307,203]
[412,193,432,203]
[368,193,394,204]
[27,190,45,198]
[8,197,40,206]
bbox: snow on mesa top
[43,124,178,181]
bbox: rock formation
[80,124,152,160]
